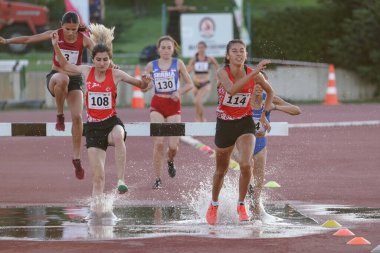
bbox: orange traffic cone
[131,66,144,108]
[324,64,339,105]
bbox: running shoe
[167,160,176,178]
[56,114,65,131]
[237,203,249,222]
[152,178,162,189]
[117,180,128,194]
[206,203,218,225]
[72,159,85,180]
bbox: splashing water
[85,193,119,220]
[185,173,283,225]
[186,175,247,224]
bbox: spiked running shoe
[117,180,128,194]
[237,203,249,222]
[152,178,162,189]
[72,159,85,180]
[206,204,218,225]
[56,114,65,131]
[167,160,176,178]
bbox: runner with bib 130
[143,35,193,189]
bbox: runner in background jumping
[51,23,151,196]
[0,11,94,180]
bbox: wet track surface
[0,203,379,241]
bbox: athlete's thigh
[48,73,69,96]
[107,124,125,146]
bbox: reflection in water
[0,204,378,241]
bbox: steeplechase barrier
[0,122,289,137]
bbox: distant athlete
[187,41,219,122]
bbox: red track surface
[0,104,379,253]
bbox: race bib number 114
[222,93,250,107]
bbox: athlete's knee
[154,141,164,150]
[71,114,82,125]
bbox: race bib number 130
[222,93,251,107]
[88,92,112,109]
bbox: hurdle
[0,122,289,137]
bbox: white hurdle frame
[0,122,289,137]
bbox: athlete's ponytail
[88,23,115,59]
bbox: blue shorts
[254,137,267,155]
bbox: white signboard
[180,13,233,58]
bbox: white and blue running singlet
[253,92,271,155]
[152,58,179,94]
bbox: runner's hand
[51,32,58,46]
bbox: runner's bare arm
[254,72,274,112]
[273,95,301,115]
[141,62,153,92]
[178,59,194,96]
[187,57,195,73]
[1,30,53,44]
[218,60,270,95]
[114,69,151,89]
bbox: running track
[0,104,379,253]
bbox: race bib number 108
[88,92,112,109]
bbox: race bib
[59,49,79,64]
[88,92,112,109]
[154,74,177,93]
[253,116,266,134]
[222,93,251,107]
[194,62,209,72]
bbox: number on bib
[222,93,251,107]
[88,92,112,109]
[58,49,79,64]
[154,74,177,93]
[194,62,209,72]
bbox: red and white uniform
[85,67,117,122]
[216,65,255,120]
[52,28,84,67]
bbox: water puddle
[0,204,378,241]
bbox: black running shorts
[46,70,83,97]
[214,116,255,148]
[84,116,126,151]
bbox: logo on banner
[199,17,215,38]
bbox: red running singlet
[52,28,84,67]
[216,65,255,120]
[85,67,117,122]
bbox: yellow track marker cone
[264,181,281,188]
[321,219,342,228]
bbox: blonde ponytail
[88,23,114,52]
